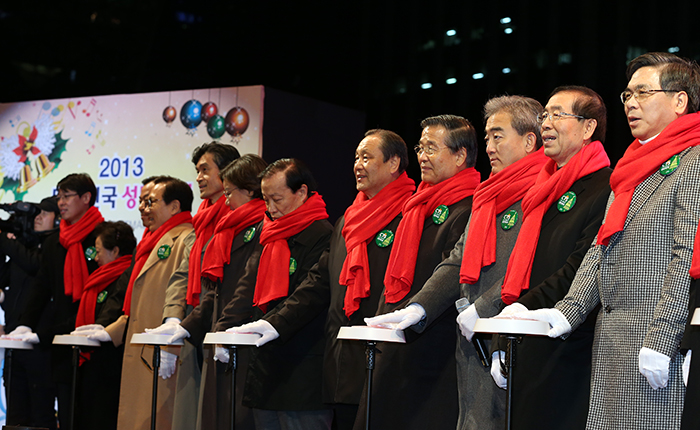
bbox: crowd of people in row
[2,50,700,430]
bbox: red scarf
[187,198,229,306]
[597,113,700,246]
[501,141,610,305]
[459,149,549,284]
[692,224,700,279]
[201,199,267,282]
[340,172,415,318]
[384,168,481,303]
[122,211,193,315]
[59,206,104,302]
[253,193,329,312]
[75,255,132,327]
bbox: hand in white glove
[226,320,279,347]
[7,325,39,344]
[364,303,426,330]
[511,308,572,338]
[456,304,479,341]
[145,318,190,344]
[71,324,112,342]
[639,346,671,390]
[490,351,507,389]
[494,302,528,318]
[683,350,692,387]
[159,350,178,379]
[214,345,230,363]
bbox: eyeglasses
[145,198,161,208]
[619,88,679,104]
[537,111,586,124]
[56,193,78,202]
[223,188,239,198]
[414,145,448,156]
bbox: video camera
[0,201,41,244]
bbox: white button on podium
[0,337,34,427]
[337,326,405,430]
[473,318,549,430]
[130,333,184,430]
[52,334,102,430]
[202,332,261,430]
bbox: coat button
[605,305,612,313]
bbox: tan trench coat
[106,223,194,430]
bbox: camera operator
[0,196,61,429]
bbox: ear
[296,184,309,200]
[454,147,468,167]
[388,155,401,175]
[524,132,537,154]
[582,118,597,142]
[675,91,689,116]
[168,199,182,215]
[80,192,92,206]
[112,246,120,257]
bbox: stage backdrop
[0,85,263,237]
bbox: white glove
[226,320,279,347]
[145,318,190,344]
[511,308,572,338]
[214,345,230,363]
[490,351,507,389]
[457,304,479,341]
[683,350,692,387]
[364,303,426,330]
[639,346,671,390]
[0,290,5,303]
[7,325,39,344]
[71,324,112,342]
[495,302,528,318]
[159,350,178,379]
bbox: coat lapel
[135,224,187,281]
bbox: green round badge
[432,204,449,225]
[500,210,519,230]
[157,244,172,260]
[375,229,395,248]
[97,290,108,304]
[659,154,680,175]
[289,257,297,275]
[557,191,577,213]
[85,246,97,261]
[243,227,256,243]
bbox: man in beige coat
[85,176,195,430]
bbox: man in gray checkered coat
[515,52,700,429]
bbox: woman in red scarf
[71,221,136,430]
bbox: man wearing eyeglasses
[515,53,700,430]
[8,173,105,429]
[485,86,612,430]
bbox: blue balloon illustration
[180,100,203,129]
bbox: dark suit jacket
[509,167,611,430]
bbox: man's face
[138,181,155,228]
[145,183,179,232]
[33,210,56,232]
[354,136,397,199]
[541,91,591,167]
[261,171,307,220]
[195,152,224,202]
[223,179,253,211]
[485,111,532,174]
[57,188,91,225]
[417,125,465,185]
[624,66,682,141]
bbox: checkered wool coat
[557,145,700,430]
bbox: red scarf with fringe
[76,255,132,327]
[59,206,104,302]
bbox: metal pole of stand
[151,345,161,430]
[70,345,79,430]
[5,348,12,425]
[504,335,519,430]
[364,341,376,430]
[227,345,237,430]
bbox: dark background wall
[2,0,699,191]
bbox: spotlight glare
[446,29,457,36]
[446,78,457,84]
[472,73,484,80]
[500,17,512,24]
[502,68,511,74]
[504,28,513,34]
[421,82,433,89]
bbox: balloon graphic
[207,115,225,139]
[180,100,202,131]
[202,102,218,123]
[163,106,177,125]
[225,107,249,139]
